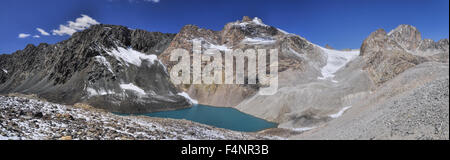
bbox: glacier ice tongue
[317,46,360,80]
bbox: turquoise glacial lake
[125,104,277,132]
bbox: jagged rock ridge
[360,24,449,85]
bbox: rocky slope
[294,62,449,140]
[0,24,192,113]
[0,95,274,140]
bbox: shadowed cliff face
[0,24,192,113]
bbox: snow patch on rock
[277,28,290,35]
[120,83,146,95]
[94,56,114,73]
[87,87,116,96]
[241,37,276,45]
[329,106,352,118]
[233,17,268,28]
[106,47,158,67]
[207,43,230,52]
[177,92,198,104]
[280,126,316,132]
[192,38,231,52]
[252,17,266,26]
[292,126,316,132]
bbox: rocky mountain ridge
[158,16,326,107]
[0,24,192,113]
[361,24,449,85]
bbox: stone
[59,136,72,140]
[34,112,43,118]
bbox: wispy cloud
[36,28,50,36]
[33,35,40,38]
[18,33,31,38]
[52,14,100,36]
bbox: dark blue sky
[1,0,448,53]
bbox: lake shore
[0,95,281,140]
[117,104,278,132]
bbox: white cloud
[53,24,77,36]
[36,28,50,36]
[18,33,31,38]
[52,14,100,36]
[33,35,40,38]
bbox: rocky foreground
[0,95,275,140]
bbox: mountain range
[1,16,448,139]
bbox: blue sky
[0,0,448,53]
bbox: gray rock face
[387,24,422,51]
[418,38,449,62]
[387,24,449,58]
[0,24,191,113]
[360,29,424,85]
[437,38,449,51]
[360,25,448,85]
